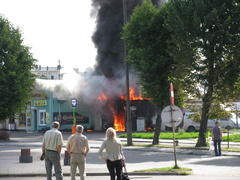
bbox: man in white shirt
[42,121,63,180]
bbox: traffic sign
[161,105,183,127]
[71,98,77,108]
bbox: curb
[0,171,190,177]
[0,143,239,157]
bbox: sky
[0,0,97,72]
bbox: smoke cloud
[91,0,143,78]
[37,0,167,126]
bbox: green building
[26,89,94,132]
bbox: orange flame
[97,87,148,132]
[98,92,108,102]
[109,106,125,131]
[98,92,125,131]
[120,87,147,100]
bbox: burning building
[88,0,165,131]
[16,1,166,132]
[97,86,157,132]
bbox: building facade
[25,88,94,132]
[0,66,98,132]
[31,66,61,80]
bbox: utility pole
[123,0,132,146]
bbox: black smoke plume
[91,0,164,79]
[87,0,166,130]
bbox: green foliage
[165,0,240,93]
[123,0,240,147]
[222,133,240,142]
[163,0,240,146]
[123,0,186,145]
[0,16,36,122]
[186,102,233,123]
[185,105,202,122]
[123,0,185,108]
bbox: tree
[0,16,36,123]
[164,0,240,146]
[123,0,185,145]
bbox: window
[39,110,46,125]
[19,113,26,127]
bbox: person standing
[42,121,63,180]
[66,125,90,180]
[99,127,125,180]
[212,121,222,156]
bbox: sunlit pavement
[0,131,239,179]
[1,175,240,180]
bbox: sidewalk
[0,131,240,177]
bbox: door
[26,110,33,131]
[39,110,47,126]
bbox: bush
[0,131,10,141]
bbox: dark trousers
[214,139,221,156]
[107,159,122,180]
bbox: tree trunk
[196,89,213,147]
[152,108,162,145]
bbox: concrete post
[19,149,33,163]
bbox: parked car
[183,112,238,132]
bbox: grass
[120,131,240,152]
[119,131,240,142]
[134,166,192,175]
[119,132,200,139]
[222,133,240,142]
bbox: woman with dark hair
[99,127,125,180]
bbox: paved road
[1,175,240,180]
[0,131,239,179]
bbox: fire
[97,87,147,132]
[97,92,126,131]
[146,126,153,131]
[120,87,147,100]
[109,106,125,131]
[98,92,108,102]
[130,87,146,100]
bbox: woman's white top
[98,138,125,161]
